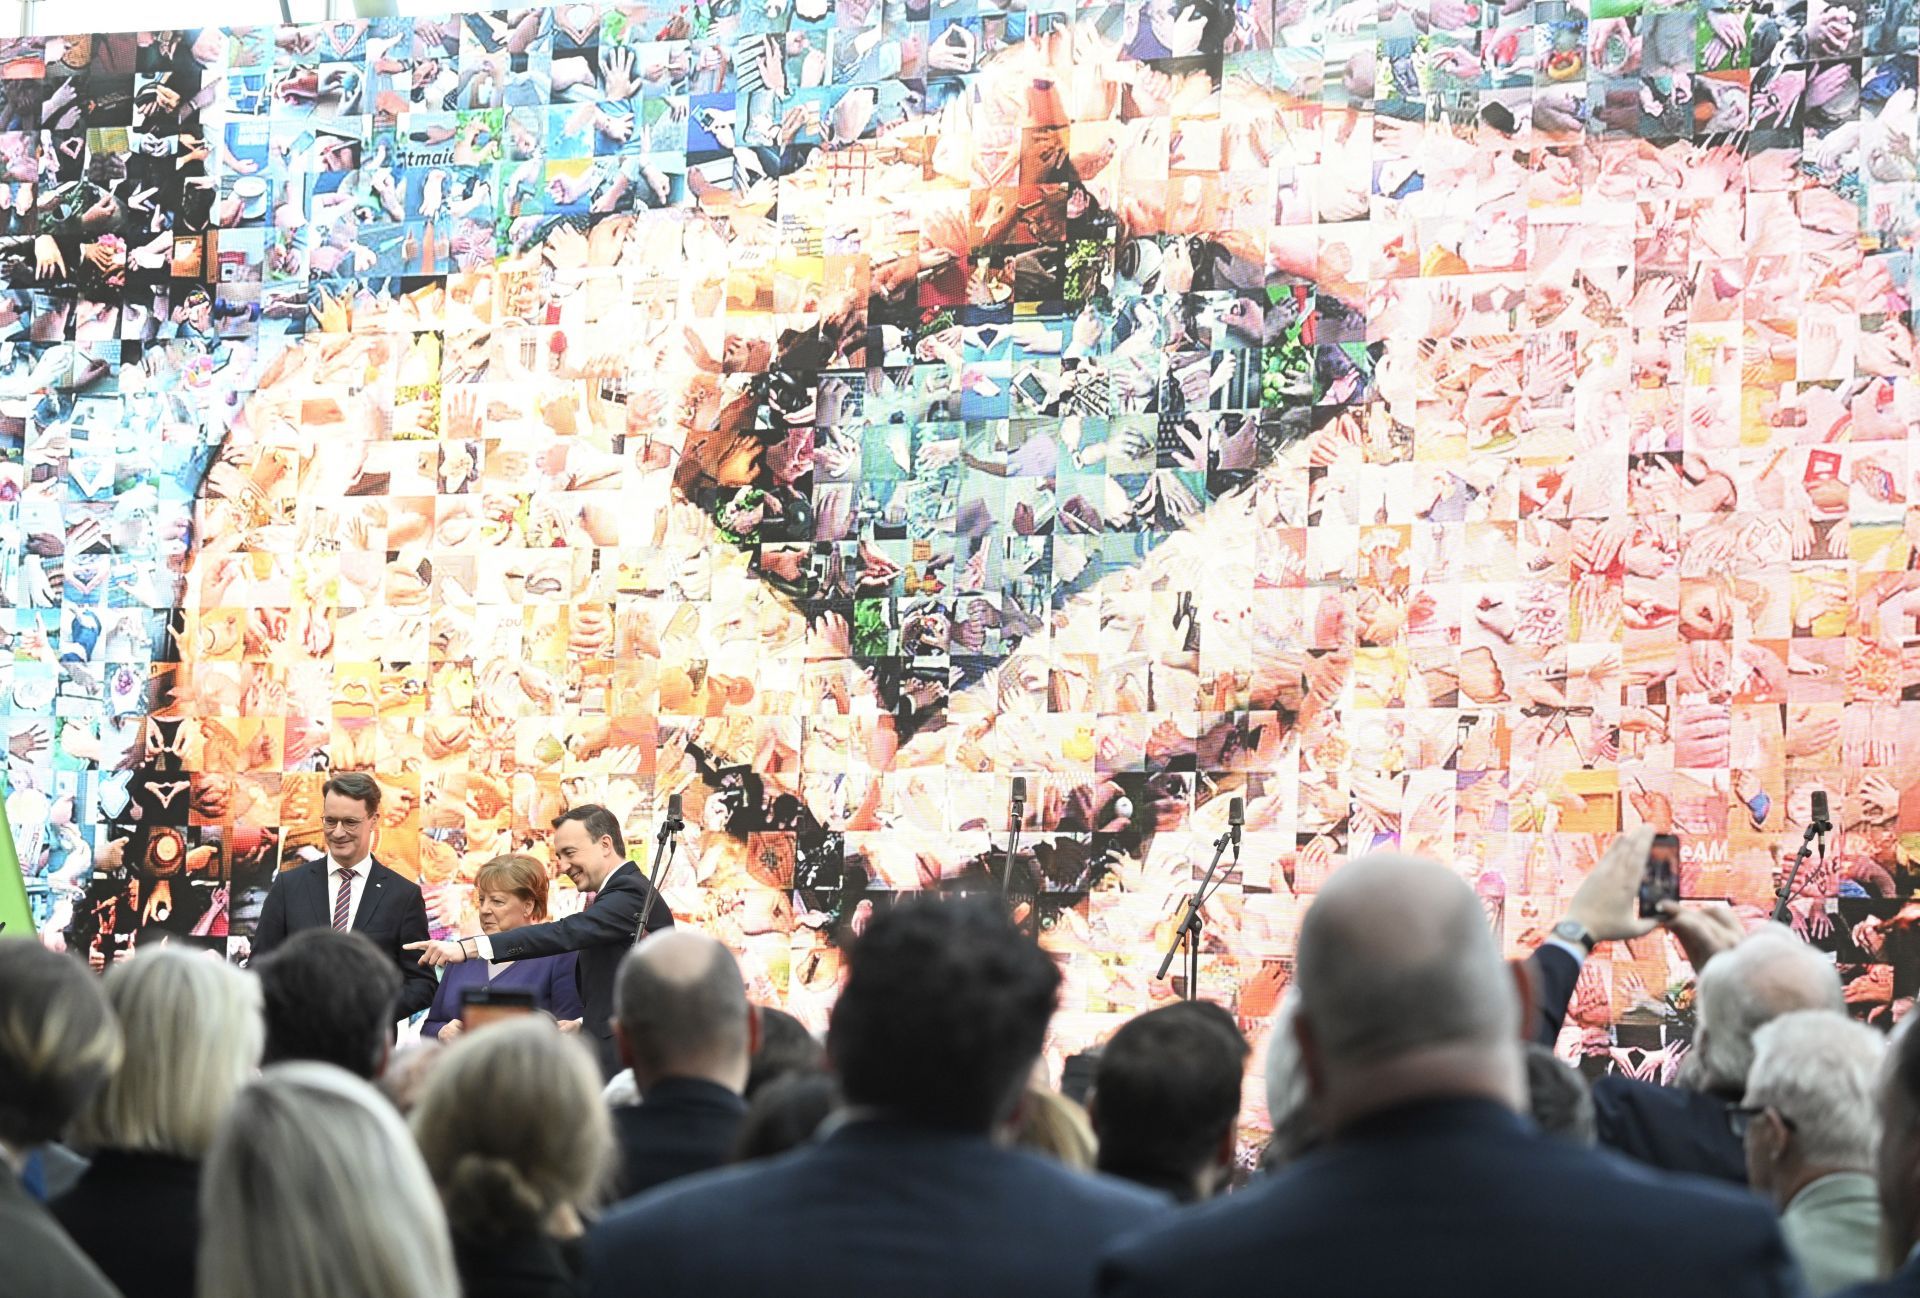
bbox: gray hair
[1744,1010,1884,1169]
[1262,990,1320,1165]
[199,1063,458,1298]
[614,930,750,1079]
[69,947,261,1158]
[410,1017,613,1237]
[1296,853,1519,1071]
[1693,926,1843,1094]
[0,942,121,1152]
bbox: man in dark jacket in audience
[1099,851,1804,1298]
[1833,1015,1920,1297]
[587,897,1163,1298]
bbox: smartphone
[1638,832,1681,918]
[461,985,538,1030]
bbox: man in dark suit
[409,804,673,1075]
[1525,827,1843,1184]
[1834,1008,1920,1297]
[609,930,757,1199]
[586,897,1164,1298]
[1099,852,1804,1298]
[251,772,436,1019]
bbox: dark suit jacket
[586,1119,1166,1298]
[1835,1255,1920,1297]
[1,1163,120,1298]
[613,1077,747,1200]
[1098,1099,1803,1298]
[51,1150,197,1298]
[485,862,673,1075]
[252,856,437,1018]
[1528,944,1747,1183]
[455,1230,584,1298]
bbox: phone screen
[1639,833,1681,918]
[462,987,538,1030]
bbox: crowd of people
[0,826,1911,1298]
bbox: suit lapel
[350,859,386,932]
[300,861,331,929]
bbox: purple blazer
[421,950,585,1038]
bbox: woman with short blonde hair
[421,853,585,1041]
[411,1016,614,1298]
[199,1062,458,1298]
[54,947,261,1298]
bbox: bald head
[1295,853,1522,1124]
[614,931,752,1094]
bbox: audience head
[0,941,122,1159]
[378,1040,448,1116]
[1522,1043,1595,1146]
[1262,989,1321,1168]
[746,1005,825,1097]
[1294,853,1524,1131]
[1742,1009,1883,1211]
[258,928,401,1080]
[1879,1016,1920,1264]
[735,1071,840,1162]
[411,1017,612,1241]
[69,947,261,1158]
[551,804,628,892]
[827,896,1060,1133]
[1091,1001,1249,1201]
[199,1062,458,1298]
[1013,1087,1097,1170]
[472,852,551,932]
[1691,925,1844,1096]
[614,929,756,1094]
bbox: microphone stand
[1156,825,1236,1000]
[634,813,683,942]
[1772,819,1830,925]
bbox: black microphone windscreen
[1011,776,1027,803]
[1810,789,1829,827]
[667,792,682,820]
[1229,796,1244,826]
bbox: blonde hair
[473,852,551,921]
[410,1016,614,1239]
[199,1063,458,1298]
[69,947,261,1157]
[0,942,122,1151]
[1012,1087,1098,1171]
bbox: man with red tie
[251,772,437,1019]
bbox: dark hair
[734,1071,840,1162]
[827,897,1059,1131]
[553,804,624,857]
[0,942,121,1148]
[1091,1001,1248,1191]
[257,929,401,1080]
[1524,1043,1596,1145]
[746,1006,825,1097]
[321,772,382,815]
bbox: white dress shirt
[326,854,374,928]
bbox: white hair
[1263,990,1318,1163]
[199,1063,459,1298]
[1744,1010,1885,1168]
[69,947,261,1158]
[1694,926,1844,1094]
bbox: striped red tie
[332,868,357,931]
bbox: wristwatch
[1551,919,1597,955]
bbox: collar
[327,854,373,878]
[639,1076,746,1109]
[1785,1171,1878,1216]
[1336,1097,1529,1144]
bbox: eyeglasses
[321,817,367,832]
[1728,1105,1798,1140]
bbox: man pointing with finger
[411,804,673,1075]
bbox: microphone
[1010,776,1027,827]
[1808,789,1832,835]
[660,792,684,834]
[1229,796,1244,851]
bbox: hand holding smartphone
[1638,832,1680,918]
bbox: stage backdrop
[6,1,1920,1110]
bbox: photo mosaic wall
[6,0,1920,1102]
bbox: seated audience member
[1090,1002,1249,1202]
[1524,1043,1596,1146]
[1741,1011,1885,1297]
[588,898,1163,1298]
[608,931,757,1199]
[1839,1020,1920,1297]
[1260,990,1321,1171]
[54,949,261,1298]
[199,1063,458,1298]
[412,1017,614,1298]
[420,854,584,1041]
[1098,853,1802,1298]
[1013,1087,1098,1171]
[257,928,405,1080]
[734,1072,840,1162]
[0,942,123,1298]
[1528,827,1843,1182]
[745,1006,825,1097]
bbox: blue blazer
[422,951,585,1039]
